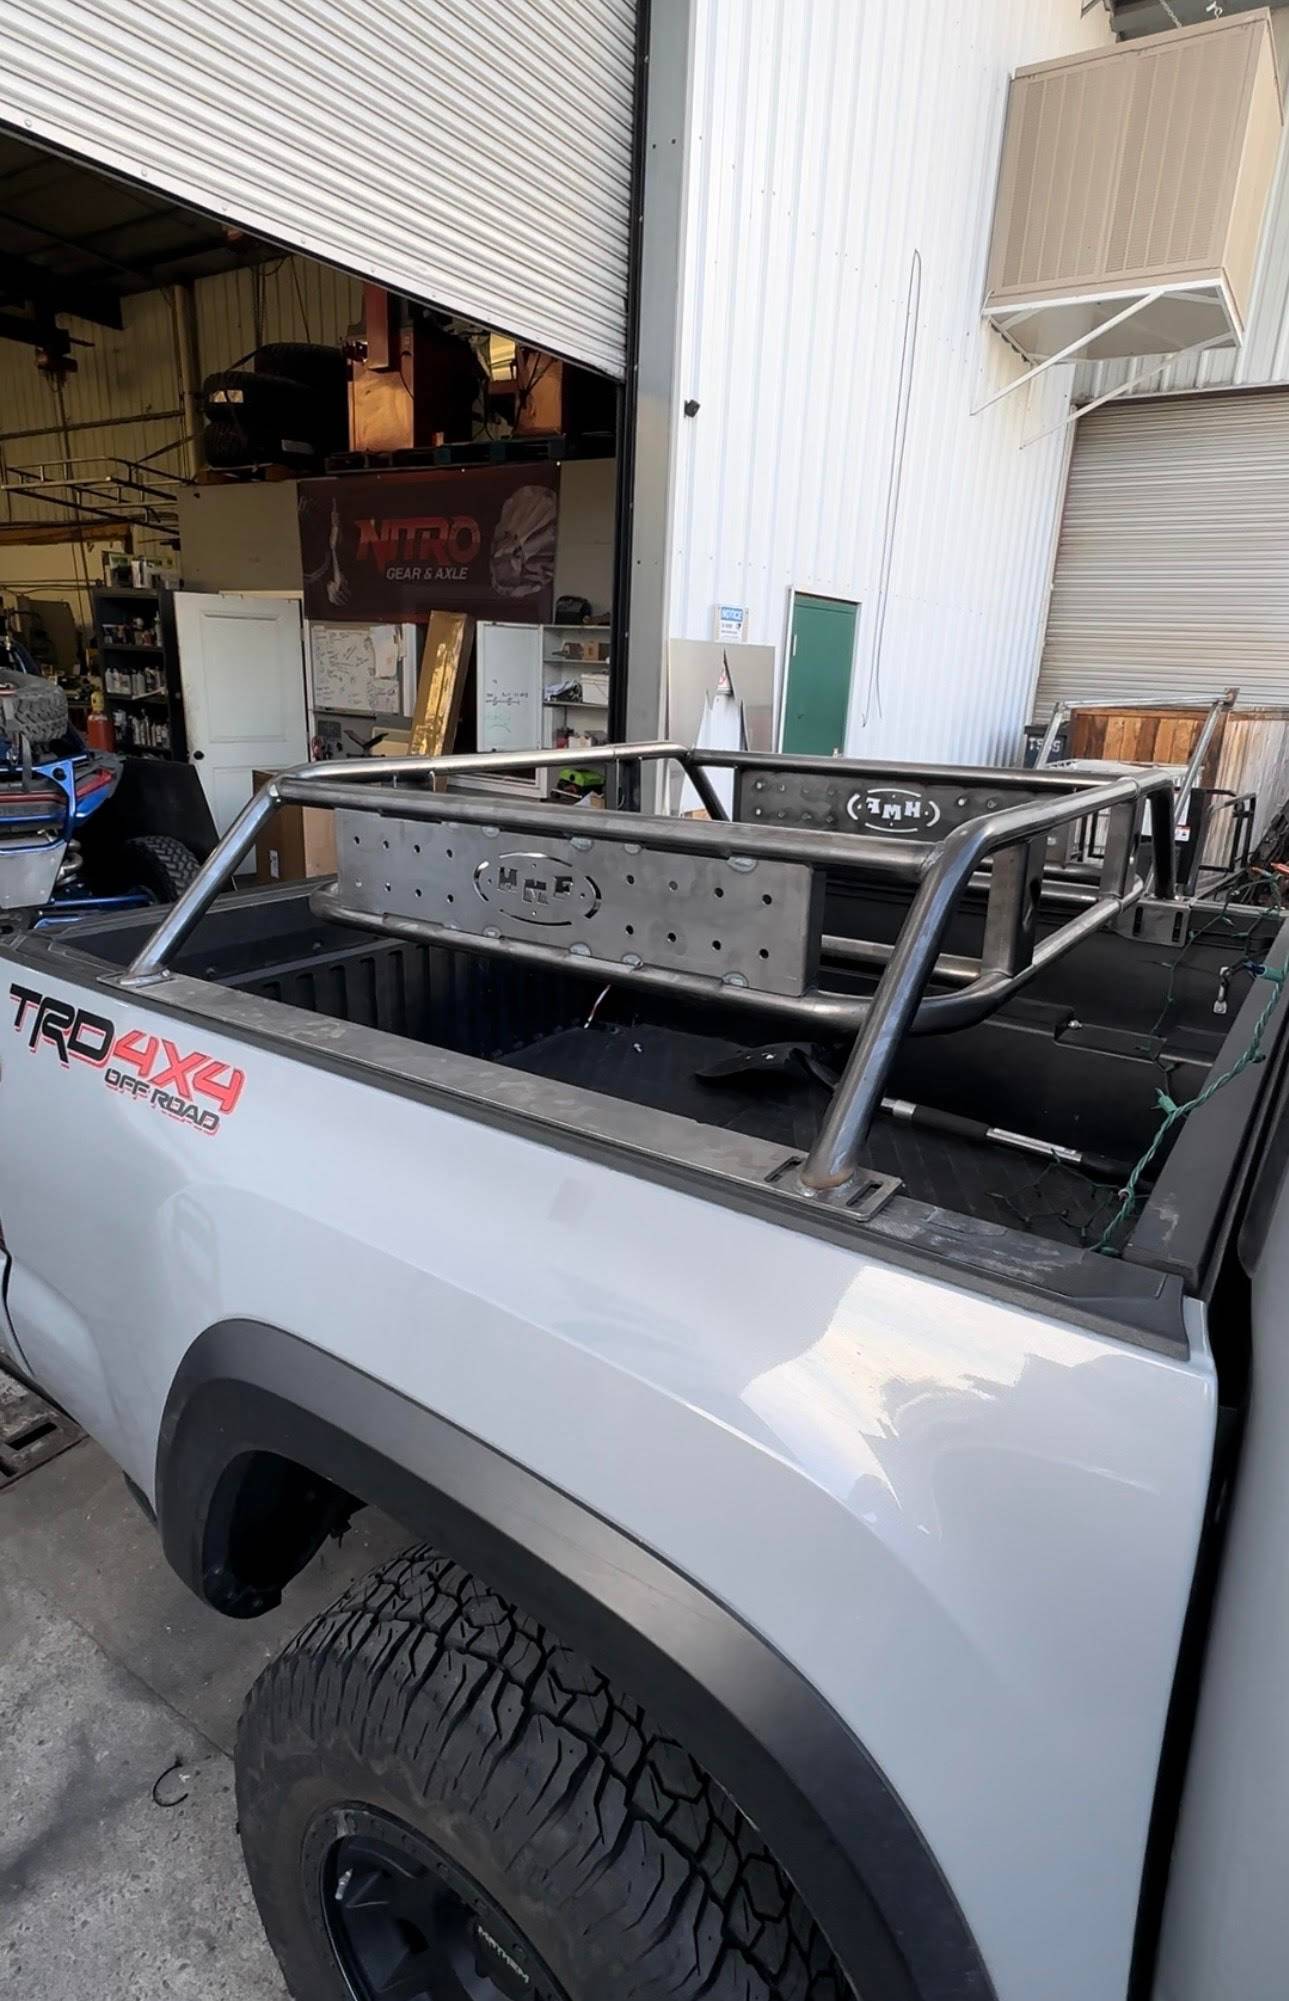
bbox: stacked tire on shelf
[202,342,349,471]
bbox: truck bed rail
[120,742,1175,1198]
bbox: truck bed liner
[61,880,1263,1254]
[508,1020,1111,1247]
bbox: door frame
[174,588,308,864]
[777,587,862,753]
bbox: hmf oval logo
[846,786,941,834]
[473,851,600,926]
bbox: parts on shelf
[102,661,166,698]
[92,585,185,762]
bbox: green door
[782,595,858,755]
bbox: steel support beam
[0,252,123,329]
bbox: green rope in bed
[1094,960,1288,1258]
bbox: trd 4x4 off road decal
[8,985,245,1134]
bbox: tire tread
[120,832,201,900]
[238,1546,847,2001]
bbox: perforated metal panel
[337,813,821,997]
[735,768,1032,837]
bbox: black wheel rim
[311,1805,569,2001]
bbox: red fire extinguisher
[86,697,115,753]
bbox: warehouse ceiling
[1110,0,1289,37]
[0,134,276,332]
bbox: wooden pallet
[324,434,613,475]
[1067,698,1289,865]
[196,461,302,485]
[1068,705,1226,779]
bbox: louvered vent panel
[985,11,1282,362]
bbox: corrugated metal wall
[1036,389,1289,710]
[1074,7,1289,401]
[193,258,362,378]
[0,286,183,522]
[0,256,360,523]
[0,285,184,611]
[666,0,1114,765]
[0,254,361,616]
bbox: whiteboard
[309,622,406,716]
[477,622,542,753]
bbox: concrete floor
[0,1429,407,1998]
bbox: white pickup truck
[0,740,1284,2001]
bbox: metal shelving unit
[92,585,187,761]
[542,619,611,740]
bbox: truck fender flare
[156,1319,994,2001]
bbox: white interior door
[175,592,307,852]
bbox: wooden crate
[1067,705,1227,784]
[1214,710,1289,848]
[1066,701,1289,867]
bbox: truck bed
[70,879,1273,1262]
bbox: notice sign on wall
[299,463,560,624]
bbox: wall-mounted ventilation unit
[984,10,1282,366]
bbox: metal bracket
[0,1383,83,1487]
[1113,897,1190,946]
[766,1155,902,1219]
[733,761,1090,837]
[975,287,1169,415]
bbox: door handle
[191,750,204,760]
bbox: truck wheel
[0,668,68,752]
[120,833,201,902]
[236,1548,846,2001]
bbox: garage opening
[0,127,630,913]
[1034,388,1289,852]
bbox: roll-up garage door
[1036,390,1289,712]
[0,0,637,376]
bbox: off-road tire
[202,414,317,469]
[0,668,67,752]
[254,341,350,393]
[201,416,248,469]
[202,367,313,425]
[120,832,201,902]
[236,1547,847,2001]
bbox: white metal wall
[0,259,360,525]
[0,288,181,453]
[1036,389,1289,711]
[664,0,1113,765]
[0,286,183,611]
[0,0,636,376]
